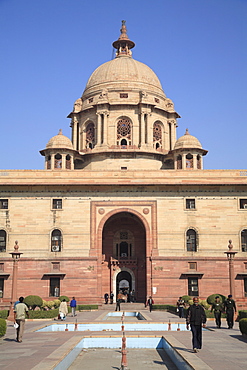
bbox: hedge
[239,318,247,335]
[238,310,247,320]
[78,305,98,311]
[0,310,8,319]
[0,318,7,337]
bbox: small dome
[174,129,202,150]
[46,129,73,150]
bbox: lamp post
[8,241,22,321]
[224,240,237,298]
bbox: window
[186,199,196,209]
[117,118,132,146]
[50,278,60,297]
[186,153,193,168]
[0,278,3,298]
[0,230,6,252]
[46,155,51,170]
[241,229,247,252]
[188,277,199,296]
[120,93,128,98]
[66,155,71,169]
[153,122,162,150]
[51,229,62,252]
[189,262,197,270]
[186,229,197,252]
[0,199,8,209]
[244,278,247,297]
[54,153,62,169]
[240,199,247,209]
[86,122,95,149]
[52,199,62,210]
[177,155,182,169]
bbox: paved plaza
[0,304,246,369]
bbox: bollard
[74,320,78,331]
[168,320,171,331]
[121,332,128,370]
[65,324,68,331]
[177,323,180,331]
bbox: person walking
[14,296,29,343]
[186,297,206,353]
[104,293,109,304]
[70,297,77,317]
[177,297,185,318]
[115,293,121,311]
[59,299,68,320]
[146,296,154,312]
[224,294,237,329]
[110,291,114,304]
[211,296,223,328]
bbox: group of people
[176,294,237,353]
[104,290,136,305]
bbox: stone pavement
[0,304,246,369]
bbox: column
[102,111,109,146]
[182,153,186,169]
[140,112,145,147]
[96,113,102,146]
[72,116,78,150]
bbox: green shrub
[181,295,191,304]
[28,308,59,319]
[24,295,43,310]
[59,296,69,302]
[78,304,98,311]
[0,318,7,337]
[0,310,8,319]
[238,310,247,320]
[206,294,226,305]
[239,318,247,335]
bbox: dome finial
[185,128,190,135]
[58,129,62,135]
[112,21,135,57]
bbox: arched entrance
[101,211,146,302]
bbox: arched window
[177,155,182,169]
[114,230,134,259]
[117,118,132,146]
[54,154,62,169]
[0,230,6,252]
[86,122,95,149]
[186,154,193,168]
[241,229,247,252]
[186,229,197,252]
[51,229,62,252]
[197,155,201,169]
[153,122,162,149]
[66,154,71,169]
[46,155,51,170]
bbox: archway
[101,211,146,302]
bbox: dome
[46,129,73,150]
[174,129,202,150]
[83,56,165,97]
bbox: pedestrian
[59,299,68,320]
[104,292,109,304]
[186,297,206,353]
[14,296,29,343]
[177,297,185,318]
[70,297,77,317]
[146,296,154,312]
[110,291,114,304]
[223,294,237,329]
[211,296,223,328]
[115,293,121,311]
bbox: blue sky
[0,0,246,170]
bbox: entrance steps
[99,302,145,311]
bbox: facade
[1,22,247,308]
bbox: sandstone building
[1,22,247,308]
